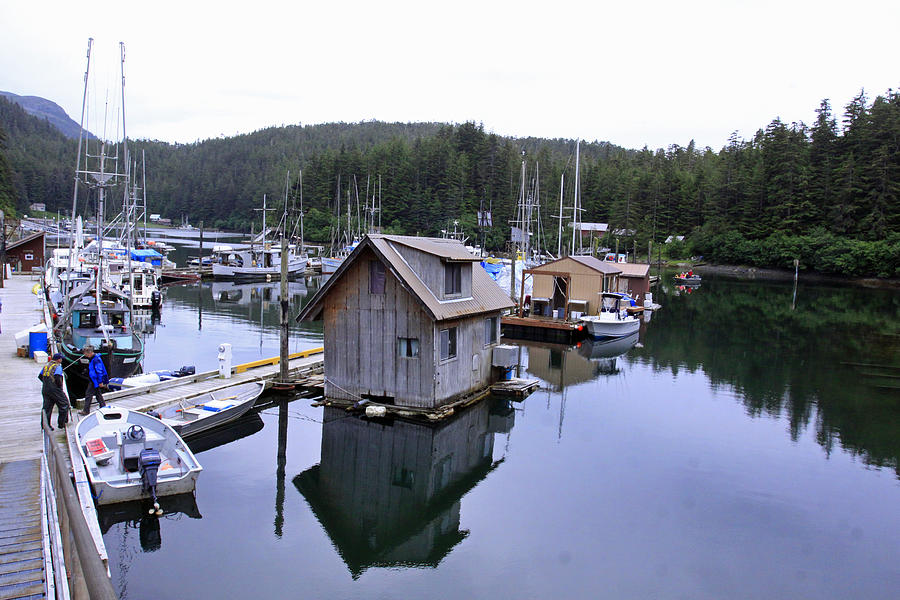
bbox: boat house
[296,234,514,409]
[5,231,45,273]
[526,255,622,319]
[613,262,651,303]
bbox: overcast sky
[2,1,897,151]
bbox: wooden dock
[90,348,325,414]
[501,315,586,344]
[0,275,49,599]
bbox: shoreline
[690,263,900,289]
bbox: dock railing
[42,415,118,600]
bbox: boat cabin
[297,234,514,409]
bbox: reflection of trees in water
[632,279,900,476]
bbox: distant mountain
[0,91,90,139]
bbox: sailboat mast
[299,170,304,254]
[557,173,565,257]
[571,140,580,255]
[69,38,92,268]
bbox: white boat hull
[579,314,641,339]
[159,382,264,438]
[75,407,202,505]
[320,257,343,274]
[214,256,307,280]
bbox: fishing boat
[579,292,641,339]
[152,381,265,438]
[75,406,202,507]
[57,277,144,394]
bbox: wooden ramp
[95,349,325,413]
[0,459,45,600]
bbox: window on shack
[440,327,457,361]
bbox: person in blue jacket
[80,345,108,415]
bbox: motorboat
[578,292,641,339]
[674,271,701,285]
[75,406,202,507]
[152,381,265,438]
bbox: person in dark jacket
[39,353,69,429]
[80,345,108,415]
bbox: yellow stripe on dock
[232,347,324,373]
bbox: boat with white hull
[579,293,641,339]
[155,381,265,438]
[76,407,202,506]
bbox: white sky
[2,1,897,150]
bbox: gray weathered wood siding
[323,247,436,406]
[393,244,473,299]
[433,313,500,406]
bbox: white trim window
[440,327,457,361]
[484,316,498,346]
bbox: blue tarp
[130,249,163,266]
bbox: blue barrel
[28,331,48,357]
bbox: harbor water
[103,272,900,599]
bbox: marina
[2,263,900,598]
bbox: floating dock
[93,348,324,414]
[0,274,54,598]
[501,315,586,344]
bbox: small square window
[398,337,419,357]
[24,253,34,261]
[440,327,457,360]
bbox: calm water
[103,274,900,600]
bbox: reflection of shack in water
[295,398,514,578]
[524,331,638,390]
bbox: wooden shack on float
[613,262,651,303]
[296,234,515,409]
[526,255,622,319]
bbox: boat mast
[571,140,581,255]
[69,38,93,270]
[557,172,565,257]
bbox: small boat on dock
[76,407,202,507]
[153,381,265,438]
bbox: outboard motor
[139,447,163,515]
[151,290,162,310]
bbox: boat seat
[84,437,115,465]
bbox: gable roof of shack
[529,254,622,275]
[297,234,514,323]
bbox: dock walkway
[0,275,50,599]
[97,351,324,413]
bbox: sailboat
[212,189,307,280]
[53,39,144,395]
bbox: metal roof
[297,234,513,323]
[529,254,622,275]
[381,235,482,262]
[615,262,651,277]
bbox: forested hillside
[1,88,898,276]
